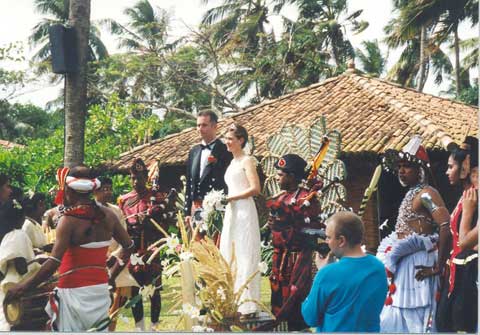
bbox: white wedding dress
[219,156,261,315]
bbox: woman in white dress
[219,123,261,317]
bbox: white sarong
[377,232,439,333]
[45,283,110,331]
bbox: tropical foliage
[0,0,477,199]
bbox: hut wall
[342,165,379,253]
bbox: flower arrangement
[199,189,227,236]
[155,213,273,331]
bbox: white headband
[65,176,101,193]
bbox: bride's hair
[228,123,248,148]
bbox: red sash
[58,245,109,288]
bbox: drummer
[4,165,134,331]
[0,199,40,331]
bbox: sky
[0,0,477,108]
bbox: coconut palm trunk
[64,0,90,167]
[416,25,427,92]
[453,23,462,96]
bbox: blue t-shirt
[301,254,387,333]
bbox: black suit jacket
[184,138,233,215]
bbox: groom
[184,111,232,229]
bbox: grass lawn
[115,275,272,331]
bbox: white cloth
[22,217,48,249]
[45,283,110,331]
[199,139,216,178]
[377,232,439,333]
[0,229,40,331]
[219,156,261,315]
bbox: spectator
[301,211,387,332]
[0,174,12,204]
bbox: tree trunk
[416,25,427,92]
[64,0,91,167]
[453,23,461,96]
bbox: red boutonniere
[207,155,217,165]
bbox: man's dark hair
[69,165,94,179]
[197,110,218,124]
[98,176,113,186]
[10,186,24,202]
[0,200,25,243]
[331,211,364,247]
[21,193,46,216]
[0,174,8,188]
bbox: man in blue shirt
[301,211,387,332]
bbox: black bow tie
[201,143,214,150]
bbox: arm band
[420,193,439,214]
[48,256,61,264]
[439,221,449,228]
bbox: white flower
[258,261,268,274]
[203,190,226,212]
[303,200,311,207]
[182,303,200,319]
[304,217,311,224]
[289,198,297,205]
[179,251,194,261]
[139,284,156,299]
[165,234,180,255]
[130,253,144,266]
[216,287,226,301]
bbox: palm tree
[201,0,271,55]
[384,1,453,91]
[102,0,169,55]
[293,0,368,71]
[398,0,478,94]
[355,40,386,77]
[30,0,108,63]
[101,0,172,101]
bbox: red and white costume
[45,240,111,331]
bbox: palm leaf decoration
[260,116,347,218]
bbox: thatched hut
[109,69,477,251]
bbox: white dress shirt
[199,139,217,178]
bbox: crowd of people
[0,110,477,332]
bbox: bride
[219,123,261,317]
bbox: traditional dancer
[5,166,134,331]
[377,135,450,333]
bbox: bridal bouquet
[200,190,227,236]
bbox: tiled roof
[110,70,477,170]
[0,139,24,150]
